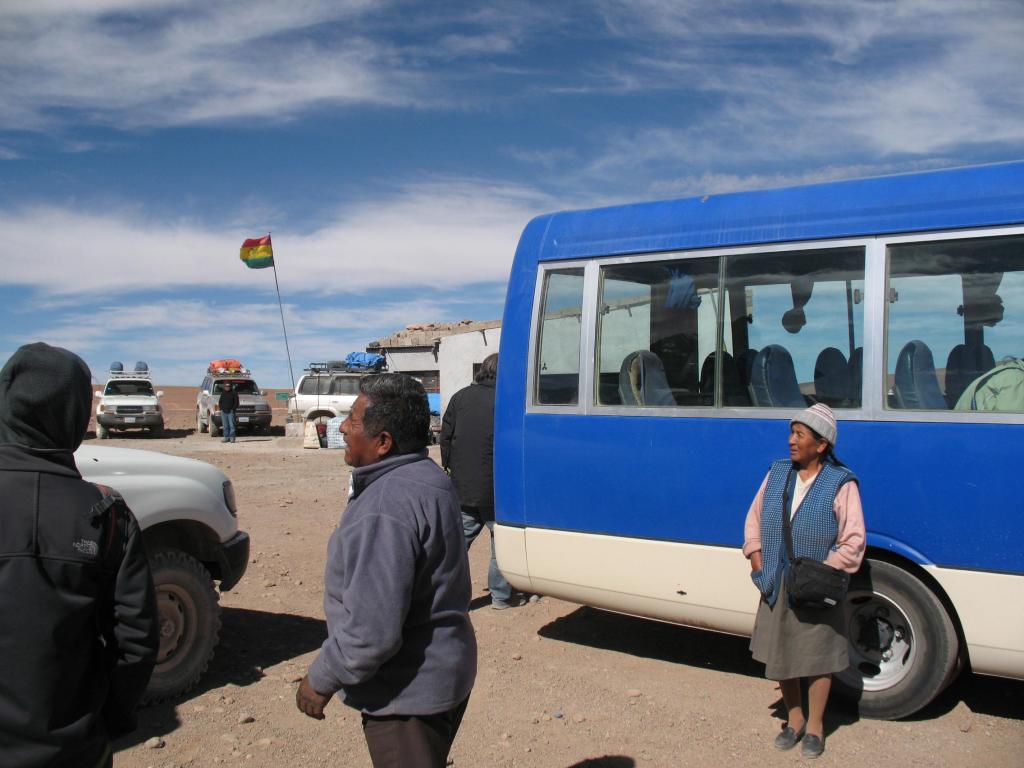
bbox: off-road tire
[150,423,165,438]
[143,548,221,703]
[196,409,207,434]
[209,412,221,438]
[96,423,109,439]
[833,558,959,719]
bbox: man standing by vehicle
[219,381,239,443]
[296,373,477,768]
[0,342,158,768]
[439,353,513,609]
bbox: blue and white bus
[493,162,1024,720]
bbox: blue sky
[2,0,1023,386]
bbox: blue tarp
[344,352,386,372]
[426,392,441,415]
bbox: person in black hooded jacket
[439,353,513,609]
[0,342,159,768]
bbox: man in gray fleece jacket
[297,373,477,768]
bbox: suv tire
[196,409,207,434]
[96,424,109,439]
[209,412,221,438]
[150,424,165,438]
[144,548,221,702]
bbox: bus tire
[833,558,959,720]
[144,549,221,702]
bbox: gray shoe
[774,724,805,750]
[801,734,824,759]
[491,600,511,610]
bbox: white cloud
[22,293,498,386]
[0,178,552,295]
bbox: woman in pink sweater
[743,404,865,759]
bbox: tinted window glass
[596,257,719,406]
[887,235,1024,411]
[724,247,864,408]
[298,377,318,395]
[331,376,361,395]
[535,268,585,405]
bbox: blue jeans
[461,508,512,604]
[222,410,236,441]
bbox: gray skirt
[750,576,849,681]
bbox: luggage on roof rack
[208,358,248,375]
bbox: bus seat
[814,347,850,406]
[894,340,947,410]
[944,343,995,408]
[699,351,748,406]
[618,350,676,406]
[749,345,806,408]
[849,346,863,405]
[737,348,758,390]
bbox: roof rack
[107,369,153,380]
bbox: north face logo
[73,538,99,557]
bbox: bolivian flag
[240,235,274,269]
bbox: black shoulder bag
[782,470,850,610]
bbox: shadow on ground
[568,757,635,767]
[540,607,1024,726]
[116,607,325,750]
[539,606,764,680]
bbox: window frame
[526,225,1024,424]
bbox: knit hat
[791,403,838,447]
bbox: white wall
[438,327,501,413]
[380,348,438,373]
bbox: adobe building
[366,320,501,412]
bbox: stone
[238,713,255,724]
[511,653,522,661]
[626,689,643,698]
[144,736,165,749]
[573,714,586,723]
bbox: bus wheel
[833,559,959,720]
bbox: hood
[0,342,93,451]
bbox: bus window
[596,257,720,406]
[887,235,1024,411]
[724,247,864,408]
[534,267,585,405]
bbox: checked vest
[751,459,855,607]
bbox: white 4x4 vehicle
[94,362,165,438]
[196,361,273,437]
[292,363,364,424]
[75,444,250,701]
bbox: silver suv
[292,364,364,423]
[76,444,249,701]
[196,363,272,437]
[94,363,165,438]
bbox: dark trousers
[361,696,470,768]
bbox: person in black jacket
[439,353,513,609]
[0,342,159,768]
[219,381,240,443]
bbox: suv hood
[75,445,238,542]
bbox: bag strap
[780,466,797,564]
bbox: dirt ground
[93,387,1023,768]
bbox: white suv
[76,443,250,701]
[196,362,272,437]
[292,364,364,423]
[94,363,165,438]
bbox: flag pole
[267,232,297,416]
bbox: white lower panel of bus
[925,565,1024,680]
[494,524,757,637]
[495,524,1024,680]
